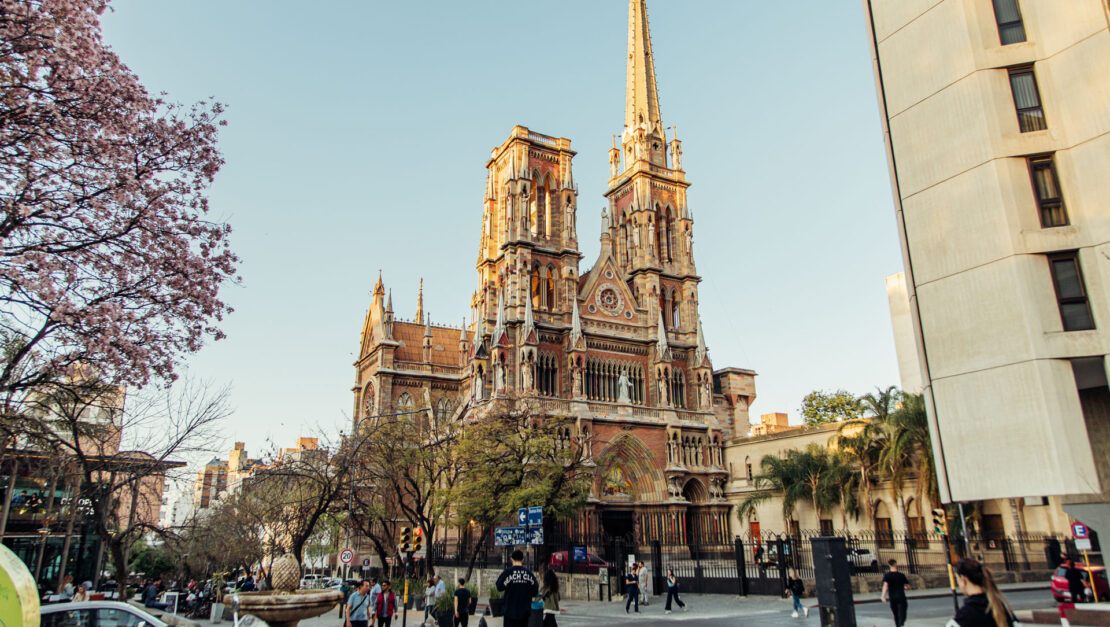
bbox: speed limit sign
[340,548,354,564]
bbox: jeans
[791,592,803,613]
[890,599,907,626]
[665,587,684,610]
[625,586,639,612]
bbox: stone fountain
[235,554,342,627]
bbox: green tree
[881,392,940,512]
[832,416,889,531]
[451,397,592,579]
[800,389,863,425]
[739,444,851,531]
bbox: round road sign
[362,558,370,567]
[340,548,354,564]
[1072,522,1089,539]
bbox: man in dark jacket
[496,550,538,627]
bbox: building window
[992,0,1026,45]
[1028,156,1068,227]
[1008,67,1046,132]
[819,519,834,536]
[1048,252,1095,331]
[537,352,559,397]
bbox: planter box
[489,599,504,617]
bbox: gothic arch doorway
[683,479,708,544]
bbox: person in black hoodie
[946,558,1014,627]
[496,550,539,627]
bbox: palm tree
[883,393,939,508]
[832,417,888,531]
[738,445,853,532]
[737,452,810,532]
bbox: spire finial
[415,277,424,323]
[625,0,663,135]
[694,316,707,365]
[373,269,385,296]
[386,289,393,313]
[523,286,536,341]
[424,312,432,337]
[655,311,671,361]
[569,298,584,348]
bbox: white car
[847,547,879,571]
[300,574,322,588]
[40,600,167,627]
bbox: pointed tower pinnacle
[424,313,432,337]
[386,289,393,313]
[625,0,663,135]
[459,317,468,342]
[522,288,537,344]
[492,289,508,346]
[569,298,585,350]
[694,316,707,365]
[415,278,424,323]
[373,270,385,297]
[655,312,671,361]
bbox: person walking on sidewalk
[882,559,911,627]
[624,565,639,613]
[453,578,471,627]
[345,580,373,627]
[947,558,1015,627]
[787,570,807,619]
[540,568,560,627]
[374,580,398,627]
[496,549,539,627]
[664,569,686,614]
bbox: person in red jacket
[375,580,399,627]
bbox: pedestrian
[71,584,88,603]
[434,574,446,601]
[453,578,472,627]
[59,574,75,600]
[946,558,1014,627]
[881,559,910,627]
[143,578,168,611]
[496,549,539,627]
[374,580,398,627]
[346,580,373,627]
[340,579,351,619]
[638,563,649,606]
[664,568,686,614]
[787,569,806,619]
[624,564,639,613]
[370,576,382,612]
[424,579,437,625]
[540,568,559,627]
[1064,558,1086,604]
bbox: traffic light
[399,526,412,552]
[412,528,424,553]
[932,508,948,535]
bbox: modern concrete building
[863,0,1110,533]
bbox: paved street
[188,586,1055,627]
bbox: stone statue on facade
[618,369,631,403]
[601,207,610,230]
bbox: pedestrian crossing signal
[932,508,948,535]
[413,528,424,553]
[399,526,412,552]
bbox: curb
[853,582,1048,605]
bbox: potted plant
[435,591,454,627]
[488,584,504,617]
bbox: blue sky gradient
[101,1,904,458]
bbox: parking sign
[1072,521,1089,539]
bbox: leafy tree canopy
[800,389,863,425]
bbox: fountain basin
[236,589,343,627]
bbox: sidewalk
[853,580,1047,604]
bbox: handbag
[531,599,544,611]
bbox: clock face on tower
[596,284,623,316]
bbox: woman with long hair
[541,567,560,627]
[946,558,1014,627]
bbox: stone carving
[618,369,631,403]
[601,207,610,230]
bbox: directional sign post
[1072,521,1099,602]
[340,548,354,565]
[527,527,544,546]
[528,506,543,527]
[518,508,528,526]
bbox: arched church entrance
[682,478,707,544]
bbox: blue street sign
[496,526,527,546]
[528,506,543,526]
[517,508,528,526]
[573,546,587,562]
[527,527,544,546]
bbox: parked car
[300,574,322,589]
[41,600,167,627]
[1051,564,1108,603]
[549,550,609,574]
[847,548,879,572]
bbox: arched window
[531,267,541,309]
[745,456,753,481]
[436,398,451,422]
[545,266,556,310]
[665,207,675,262]
[361,383,376,419]
[397,392,413,411]
[537,178,547,238]
[670,369,686,409]
[671,290,680,329]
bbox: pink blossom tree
[0,0,237,403]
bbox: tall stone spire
[415,277,424,323]
[625,0,662,135]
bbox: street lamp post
[343,409,427,580]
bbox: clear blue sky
[101,1,904,460]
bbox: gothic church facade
[354,0,755,545]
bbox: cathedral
[353,0,755,546]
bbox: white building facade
[864,0,1110,534]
